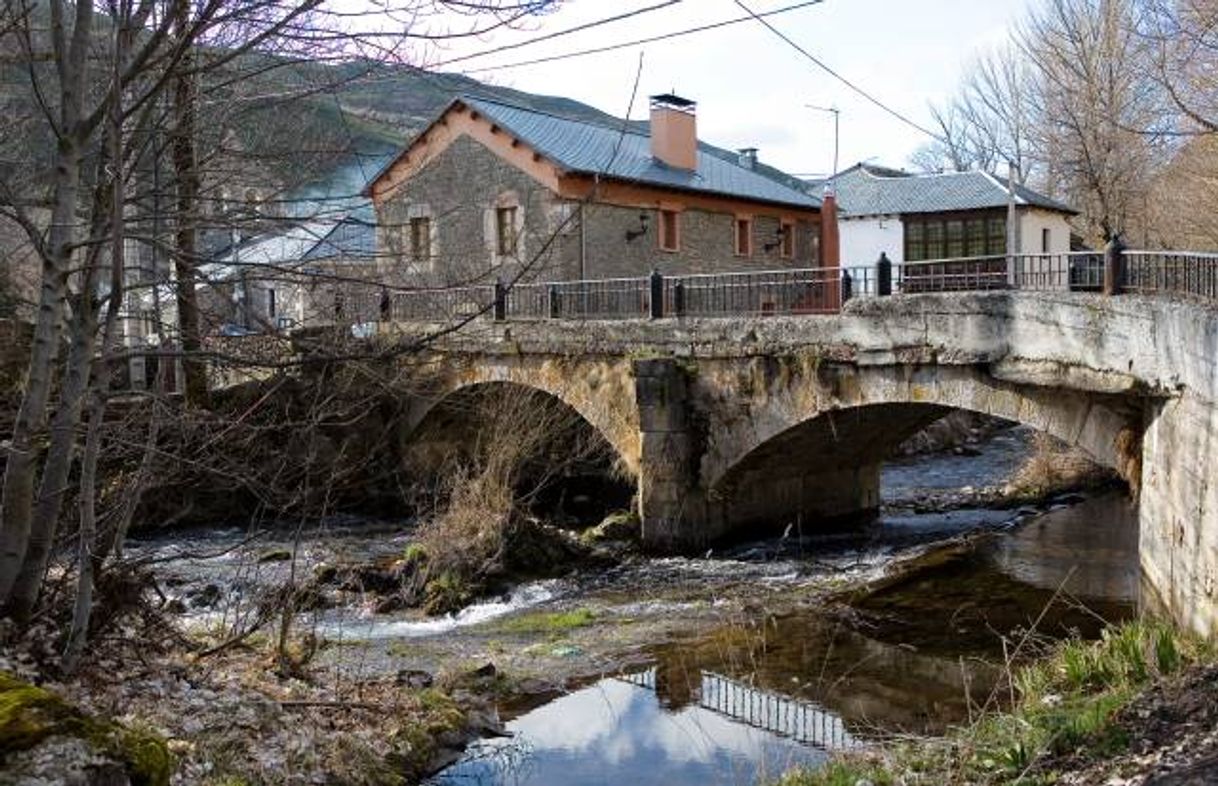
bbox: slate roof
[369,95,820,210]
[301,213,375,262]
[809,163,1076,217]
[204,211,374,279]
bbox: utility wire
[454,0,827,74]
[732,0,947,143]
[428,1,683,69]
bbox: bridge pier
[633,358,885,552]
[634,358,706,552]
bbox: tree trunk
[0,0,93,607]
[171,0,208,408]
[6,142,117,620]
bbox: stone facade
[375,135,578,286]
[374,134,820,285]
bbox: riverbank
[772,619,1218,786]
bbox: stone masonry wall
[374,133,820,284]
[375,135,579,287]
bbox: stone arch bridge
[393,291,1218,636]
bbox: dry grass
[1006,433,1115,498]
[409,384,614,613]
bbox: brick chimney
[650,94,697,170]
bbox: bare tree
[1138,0,1218,133]
[0,0,562,637]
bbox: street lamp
[805,104,840,179]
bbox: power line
[733,0,947,144]
[428,1,683,69]
[453,0,827,74]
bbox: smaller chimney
[737,147,758,170]
[650,93,697,170]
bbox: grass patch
[494,607,596,635]
[772,619,1211,786]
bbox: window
[780,221,795,258]
[966,218,987,257]
[1042,227,1051,253]
[905,214,1007,262]
[945,220,965,258]
[267,288,276,320]
[659,209,679,252]
[988,217,1007,255]
[905,220,925,261]
[495,206,518,256]
[734,217,752,256]
[925,221,945,261]
[409,216,431,263]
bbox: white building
[811,164,1077,266]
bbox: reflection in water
[856,491,1139,659]
[436,489,1143,786]
[985,493,1140,602]
[623,668,857,750]
[432,676,824,786]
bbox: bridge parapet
[327,246,1217,327]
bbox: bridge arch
[684,361,1143,541]
[403,354,642,477]
[701,361,1139,494]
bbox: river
[127,426,1139,786]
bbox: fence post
[649,269,664,319]
[548,284,560,319]
[1103,236,1125,296]
[841,269,853,304]
[876,253,893,296]
[379,286,391,321]
[493,278,507,321]
[673,281,686,317]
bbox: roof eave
[568,170,821,212]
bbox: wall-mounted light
[763,224,788,253]
[625,210,650,242]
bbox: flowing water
[128,427,1141,786]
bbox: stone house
[201,211,377,333]
[365,94,827,286]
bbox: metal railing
[1124,251,1218,301]
[389,285,495,322]
[506,277,652,320]
[895,254,1009,293]
[331,245,1216,330]
[663,267,842,317]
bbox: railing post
[876,253,893,296]
[841,269,853,304]
[493,278,507,321]
[1103,236,1125,296]
[548,284,560,319]
[673,280,685,317]
[649,269,664,319]
[379,286,391,322]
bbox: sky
[412,0,1038,178]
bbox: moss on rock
[0,672,174,786]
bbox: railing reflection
[617,667,859,751]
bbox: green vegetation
[773,619,1211,786]
[0,673,173,786]
[495,607,596,635]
